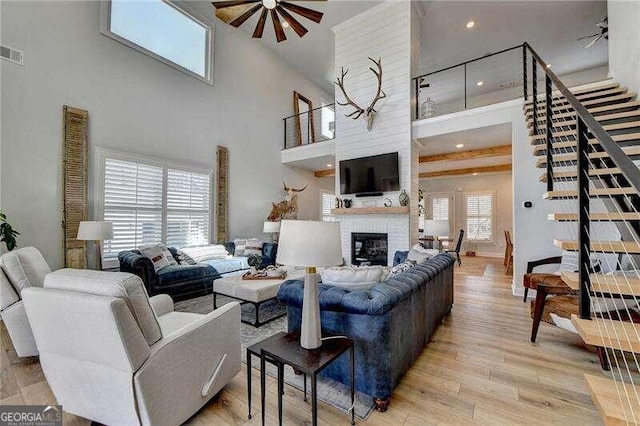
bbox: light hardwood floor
[0,257,603,425]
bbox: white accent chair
[22,268,241,426]
[0,246,51,357]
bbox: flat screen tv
[339,152,400,195]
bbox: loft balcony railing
[282,103,335,150]
[413,44,524,120]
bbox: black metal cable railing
[523,41,640,322]
[282,103,335,150]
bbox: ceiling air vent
[0,45,24,65]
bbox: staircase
[523,42,640,425]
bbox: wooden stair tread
[561,271,640,296]
[524,82,619,107]
[585,374,640,426]
[549,212,640,222]
[536,146,640,167]
[526,101,640,121]
[572,314,640,353]
[525,93,638,117]
[532,134,640,154]
[524,88,628,111]
[543,188,637,199]
[539,168,622,182]
[530,121,640,141]
[528,110,640,129]
[554,239,640,254]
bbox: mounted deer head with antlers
[335,57,387,131]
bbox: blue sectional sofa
[277,253,455,411]
[118,243,278,300]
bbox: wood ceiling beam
[419,164,512,179]
[314,169,335,178]
[419,144,512,163]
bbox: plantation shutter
[62,106,88,268]
[321,191,336,222]
[166,169,211,247]
[102,159,163,259]
[431,197,449,221]
[466,192,493,241]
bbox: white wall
[420,172,513,257]
[608,0,640,94]
[0,0,331,268]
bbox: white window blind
[431,197,450,221]
[101,156,211,261]
[465,192,494,241]
[166,169,211,247]
[321,191,336,222]
[103,158,163,259]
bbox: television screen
[339,152,399,195]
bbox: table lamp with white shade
[77,221,113,270]
[276,220,342,349]
[263,221,281,242]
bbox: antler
[290,185,307,193]
[366,57,386,114]
[335,67,365,120]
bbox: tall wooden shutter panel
[62,106,88,268]
[216,146,229,243]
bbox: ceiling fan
[211,0,326,43]
[578,17,608,49]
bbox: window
[426,192,453,235]
[101,0,213,84]
[100,152,211,266]
[320,190,336,222]
[465,191,495,242]
[320,102,335,140]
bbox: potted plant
[0,211,20,252]
[247,254,263,274]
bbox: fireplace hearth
[351,232,388,266]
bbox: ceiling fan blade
[279,1,323,24]
[276,6,308,38]
[577,32,599,41]
[253,8,269,38]
[216,4,257,23]
[230,3,262,27]
[212,0,259,9]
[584,35,602,49]
[271,9,287,42]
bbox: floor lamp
[276,220,342,349]
[77,221,113,270]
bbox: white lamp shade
[276,220,342,267]
[263,221,281,233]
[424,220,450,238]
[77,221,113,241]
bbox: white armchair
[22,268,241,426]
[0,246,51,357]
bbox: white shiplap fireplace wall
[333,1,420,265]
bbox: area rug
[175,294,375,420]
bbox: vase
[399,190,409,206]
[420,97,437,118]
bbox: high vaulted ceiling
[222,0,608,96]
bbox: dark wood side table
[246,332,307,420]
[259,331,355,426]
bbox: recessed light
[472,172,478,176]
[327,163,333,168]
[476,81,484,86]
[282,21,290,28]
[456,143,465,148]
[465,20,475,29]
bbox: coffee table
[212,272,303,327]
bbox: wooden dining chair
[504,230,513,275]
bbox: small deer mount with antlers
[335,57,387,131]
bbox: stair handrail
[524,42,640,193]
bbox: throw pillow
[175,249,197,265]
[387,260,416,278]
[407,244,439,264]
[321,266,385,290]
[244,239,264,256]
[139,244,177,272]
[234,239,247,256]
[180,245,229,263]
